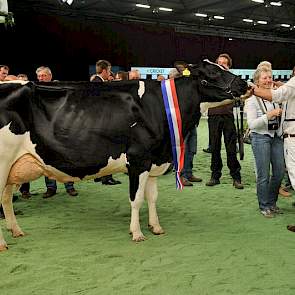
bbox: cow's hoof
[132,232,146,242]
[148,224,165,235]
[11,228,25,238]
[0,244,8,251]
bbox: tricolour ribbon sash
[161,79,185,189]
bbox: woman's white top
[246,95,281,137]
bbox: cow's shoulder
[0,82,33,134]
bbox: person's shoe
[0,207,23,219]
[203,148,212,153]
[260,209,274,218]
[66,188,78,197]
[206,178,220,186]
[279,186,291,198]
[287,225,295,232]
[187,175,202,183]
[14,209,24,216]
[270,206,283,214]
[233,179,244,189]
[43,188,57,199]
[21,191,31,199]
[180,177,193,187]
[102,178,121,185]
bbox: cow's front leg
[145,176,164,235]
[2,185,24,238]
[129,171,149,242]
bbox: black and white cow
[0,60,248,250]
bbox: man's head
[157,74,165,81]
[96,60,111,81]
[168,68,182,79]
[0,65,9,81]
[216,53,232,70]
[36,66,52,82]
[17,74,28,81]
[174,61,188,74]
[128,70,141,80]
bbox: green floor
[1,119,295,295]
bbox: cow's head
[188,59,248,101]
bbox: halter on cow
[0,60,248,250]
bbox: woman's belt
[283,134,295,138]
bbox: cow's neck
[173,77,200,138]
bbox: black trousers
[20,182,30,193]
[208,114,241,181]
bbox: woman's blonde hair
[253,66,272,85]
[256,61,272,70]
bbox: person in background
[108,71,115,81]
[36,66,79,198]
[157,74,165,81]
[91,60,121,185]
[114,71,128,81]
[90,59,111,82]
[0,65,9,81]
[174,61,187,74]
[246,66,284,218]
[205,53,243,189]
[128,69,141,80]
[278,66,295,197]
[17,73,28,81]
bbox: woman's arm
[246,97,268,130]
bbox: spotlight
[61,0,74,5]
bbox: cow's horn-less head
[188,60,240,98]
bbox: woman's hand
[267,108,282,120]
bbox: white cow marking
[138,81,145,98]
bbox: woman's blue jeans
[251,132,285,210]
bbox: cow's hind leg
[129,171,149,242]
[145,176,164,235]
[0,181,9,251]
[2,184,24,238]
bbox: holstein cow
[0,60,248,250]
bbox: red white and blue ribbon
[161,79,185,189]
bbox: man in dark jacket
[205,54,243,189]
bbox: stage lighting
[61,0,74,5]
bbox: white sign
[132,66,293,81]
